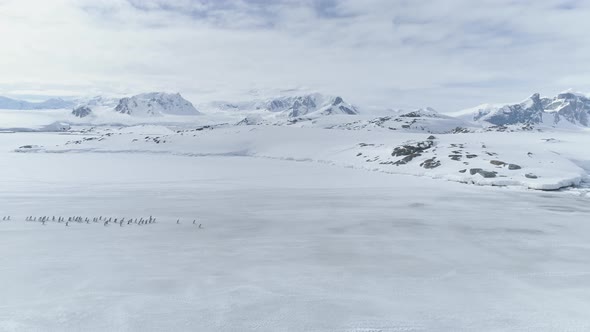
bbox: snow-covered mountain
[262,94,358,117]
[9,89,590,132]
[204,93,359,118]
[75,95,120,109]
[233,106,471,134]
[114,92,200,117]
[0,96,74,110]
[543,92,590,126]
[455,92,590,127]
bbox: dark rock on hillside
[72,106,92,118]
[490,160,506,166]
[390,140,435,166]
[470,168,497,178]
[420,157,441,169]
[392,141,435,157]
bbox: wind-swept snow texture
[1,133,590,331]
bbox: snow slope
[318,108,470,134]
[18,124,590,192]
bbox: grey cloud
[3,0,590,112]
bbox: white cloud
[1,0,590,111]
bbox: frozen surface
[1,133,590,331]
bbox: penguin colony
[1,216,203,228]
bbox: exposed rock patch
[490,160,507,166]
[470,168,498,178]
[508,164,522,170]
[390,140,435,166]
[392,141,435,157]
[72,106,92,118]
[420,158,441,169]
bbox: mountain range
[0,96,75,110]
[453,92,590,127]
[2,90,590,129]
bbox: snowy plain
[1,128,590,331]
[27,123,590,192]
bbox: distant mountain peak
[0,96,74,110]
[114,92,200,117]
[529,93,541,103]
[202,93,360,118]
[399,107,440,118]
[262,93,359,117]
[459,92,590,127]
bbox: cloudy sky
[0,0,588,111]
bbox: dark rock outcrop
[72,106,92,118]
[420,157,441,169]
[470,168,497,178]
